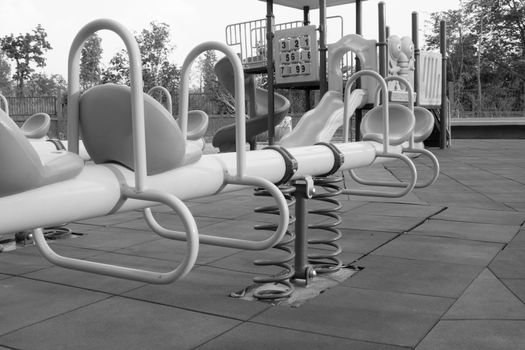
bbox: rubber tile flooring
[0,139,524,349]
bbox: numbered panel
[274,25,319,86]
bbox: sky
[0,0,460,79]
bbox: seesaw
[0,19,438,285]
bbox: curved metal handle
[67,19,148,191]
[179,41,246,177]
[33,188,199,284]
[144,175,289,250]
[148,86,173,114]
[343,152,417,198]
[402,147,440,188]
[343,70,389,151]
[375,75,416,148]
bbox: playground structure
[0,11,439,299]
[222,0,450,149]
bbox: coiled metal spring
[307,175,344,274]
[252,185,296,300]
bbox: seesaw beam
[0,141,410,235]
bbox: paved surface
[0,139,524,349]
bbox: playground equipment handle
[67,18,148,192]
[33,187,199,284]
[148,86,173,114]
[179,42,246,178]
[144,175,289,250]
[373,75,439,188]
[343,70,390,152]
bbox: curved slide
[212,57,290,152]
[279,89,367,148]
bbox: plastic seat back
[413,106,435,143]
[21,112,51,139]
[361,104,415,146]
[80,84,186,175]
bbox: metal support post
[266,0,275,145]
[292,176,315,282]
[412,12,420,106]
[440,20,448,149]
[319,0,328,97]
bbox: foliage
[24,73,66,96]
[80,34,103,91]
[0,25,52,96]
[0,54,12,94]
[198,50,234,114]
[425,0,525,113]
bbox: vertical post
[319,0,328,96]
[266,0,275,145]
[294,183,308,280]
[304,6,311,111]
[386,26,390,39]
[303,6,310,25]
[412,11,420,106]
[440,20,448,149]
[355,0,363,141]
[378,2,387,78]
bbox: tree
[0,54,13,95]
[136,21,174,91]
[24,73,66,96]
[80,34,103,91]
[198,51,234,114]
[101,50,130,85]
[101,21,181,96]
[0,25,52,96]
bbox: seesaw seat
[0,109,83,197]
[80,84,200,175]
[21,112,51,139]
[413,106,435,143]
[361,103,415,145]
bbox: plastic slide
[212,57,290,152]
[279,89,367,148]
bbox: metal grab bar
[144,175,289,250]
[374,76,439,188]
[63,19,199,282]
[148,86,173,114]
[175,41,289,250]
[342,71,418,197]
[34,187,199,284]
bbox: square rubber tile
[348,202,444,218]
[415,320,525,350]
[489,247,525,278]
[124,266,269,320]
[501,279,525,303]
[0,245,101,276]
[409,219,519,243]
[0,277,107,335]
[338,213,424,233]
[74,211,144,227]
[253,286,453,348]
[114,213,224,232]
[344,255,483,298]
[412,191,509,211]
[372,235,504,266]
[431,206,525,226]
[23,264,145,295]
[196,322,407,350]
[116,238,240,265]
[443,269,525,320]
[53,227,160,252]
[336,229,399,254]
[0,296,240,350]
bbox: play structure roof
[259,0,366,10]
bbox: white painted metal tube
[67,19,147,191]
[148,86,173,114]
[344,70,390,152]
[179,42,246,177]
[0,141,389,235]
